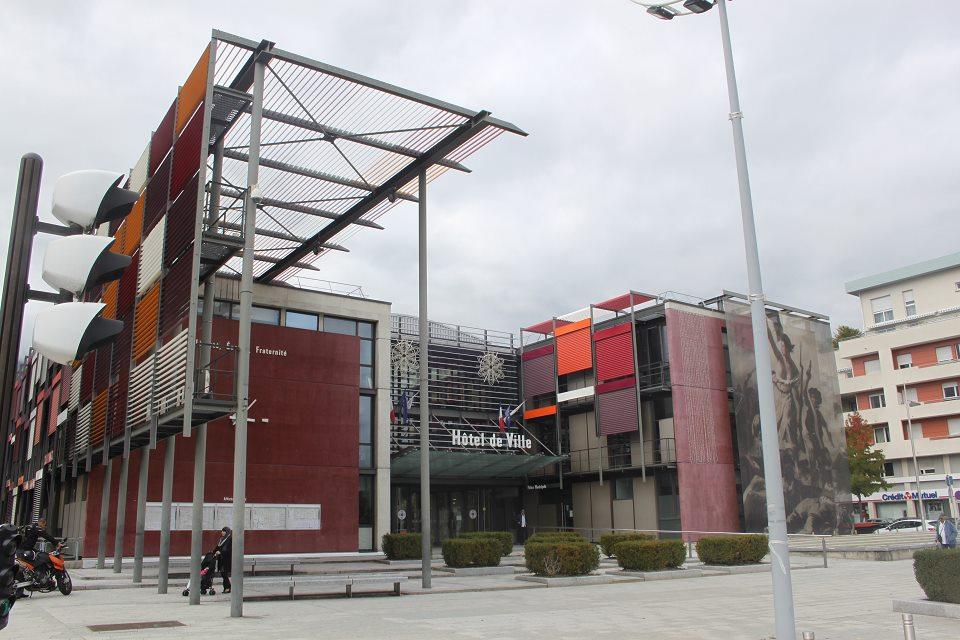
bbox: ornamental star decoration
[390,339,420,374]
[477,352,505,385]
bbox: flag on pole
[504,405,513,431]
[399,391,409,425]
[498,406,506,432]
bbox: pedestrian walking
[214,527,233,592]
[517,508,527,544]
[935,514,957,549]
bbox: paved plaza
[5,558,955,639]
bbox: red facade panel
[108,372,128,440]
[143,154,171,237]
[80,352,95,405]
[159,252,192,340]
[169,105,204,202]
[117,252,138,318]
[164,177,198,268]
[93,344,111,394]
[522,352,556,399]
[149,100,176,174]
[594,322,635,383]
[597,385,638,436]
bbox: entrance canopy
[391,449,565,481]
[208,30,527,283]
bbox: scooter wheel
[182,589,189,597]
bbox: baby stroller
[181,551,217,597]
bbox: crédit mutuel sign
[451,430,532,451]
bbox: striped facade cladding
[175,46,209,135]
[594,322,635,383]
[143,154,171,236]
[521,344,556,399]
[159,252,193,341]
[555,319,592,376]
[170,104,204,203]
[664,307,740,536]
[149,100,176,174]
[164,176,198,268]
[597,385,639,436]
[132,283,160,363]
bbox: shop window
[359,476,374,551]
[285,310,318,330]
[613,477,633,501]
[359,395,374,468]
[868,392,885,409]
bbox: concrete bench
[244,574,407,600]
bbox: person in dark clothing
[214,527,232,593]
[18,517,57,561]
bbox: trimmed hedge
[914,548,960,604]
[525,541,599,576]
[615,540,685,571]
[525,532,586,545]
[442,538,502,568]
[459,531,514,557]
[382,532,422,560]
[696,535,768,566]
[599,532,653,558]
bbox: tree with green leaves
[833,325,862,349]
[845,412,890,521]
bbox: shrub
[525,541,599,576]
[442,538,502,568]
[914,548,960,604]
[615,540,686,571]
[525,532,586,545]
[599,532,653,558]
[459,531,514,557]
[382,532,422,560]
[696,535,769,566]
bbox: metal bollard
[821,537,828,568]
[901,613,917,640]
[801,632,815,640]
[688,539,693,559]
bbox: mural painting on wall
[724,301,853,534]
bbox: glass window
[896,353,912,369]
[863,358,881,374]
[943,381,959,400]
[360,366,374,390]
[613,477,633,501]
[883,461,895,477]
[251,306,280,325]
[359,476,374,526]
[908,423,923,440]
[841,395,857,413]
[899,387,919,405]
[358,321,374,339]
[949,418,960,437]
[873,425,890,444]
[936,346,954,363]
[359,395,373,468]
[324,316,357,336]
[360,340,373,366]
[870,296,893,324]
[285,310,318,330]
[902,290,916,317]
[868,392,885,409]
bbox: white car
[873,518,936,534]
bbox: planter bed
[893,598,960,620]
[606,567,703,580]
[437,565,519,576]
[516,574,614,587]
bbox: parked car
[854,518,892,534]
[873,519,936,534]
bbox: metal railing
[562,439,677,475]
[193,341,238,404]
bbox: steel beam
[157,438,175,593]
[96,457,112,569]
[216,186,384,229]
[230,52,267,619]
[132,447,150,583]
[211,220,349,251]
[257,110,492,283]
[112,454,129,573]
[418,169,431,589]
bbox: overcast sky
[2,0,958,348]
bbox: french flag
[498,406,506,432]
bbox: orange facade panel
[47,384,60,435]
[111,221,127,255]
[91,390,107,446]
[524,405,557,420]
[123,195,145,256]
[175,45,210,135]
[556,319,592,376]
[132,283,160,362]
[102,281,119,320]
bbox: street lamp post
[630,2,797,638]
[902,389,927,522]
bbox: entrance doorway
[392,485,522,545]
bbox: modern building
[837,252,960,520]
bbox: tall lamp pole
[630,1,797,637]
[903,390,926,522]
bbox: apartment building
[837,252,960,520]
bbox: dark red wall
[83,319,360,556]
[665,308,741,538]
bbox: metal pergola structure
[178,30,525,615]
